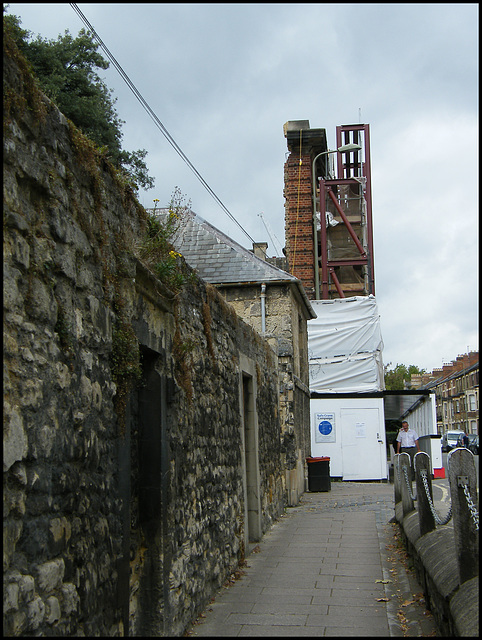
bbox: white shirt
[397,428,419,448]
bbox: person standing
[396,421,421,478]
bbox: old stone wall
[3,35,284,637]
[125,271,283,636]
[219,283,312,505]
[395,503,479,636]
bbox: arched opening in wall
[241,372,261,546]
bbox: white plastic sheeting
[308,296,385,393]
[315,211,340,230]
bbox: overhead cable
[69,3,254,244]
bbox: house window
[469,395,476,411]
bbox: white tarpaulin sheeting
[308,296,384,393]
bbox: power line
[69,3,254,244]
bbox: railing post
[399,452,415,516]
[447,448,479,583]
[414,451,436,536]
[394,454,401,504]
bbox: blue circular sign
[318,420,333,436]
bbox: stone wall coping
[449,577,479,637]
[396,504,478,635]
[415,528,459,599]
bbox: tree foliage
[4,8,154,191]
[384,363,426,390]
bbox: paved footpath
[186,482,439,637]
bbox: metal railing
[394,448,479,584]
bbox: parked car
[468,434,479,455]
[441,430,466,452]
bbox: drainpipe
[261,284,266,335]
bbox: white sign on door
[355,422,366,438]
[315,412,336,443]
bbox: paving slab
[186,482,439,637]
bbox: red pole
[327,188,366,257]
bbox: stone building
[152,209,316,505]
[4,34,287,636]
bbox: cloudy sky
[8,3,478,372]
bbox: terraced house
[411,352,479,436]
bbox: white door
[341,407,386,480]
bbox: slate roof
[153,208,316,318]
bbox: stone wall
[219,282,311,505]
[4,34,284,637]
[395,507,479,637]
[125,271,284,636]
[393,451,479,637]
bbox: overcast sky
[8,3,478,372]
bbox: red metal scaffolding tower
[313,124,373,299]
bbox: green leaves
[384,363,426,390]
[24,28,123,151]
[4,9,154,192]
[118,149,154,191]
[137,188,192,293]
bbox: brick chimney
[454,355,466,371]
[468,351,479,366]
[283,121,328,299]
[442,363,454,376]
[454,351,479,371]
[430,351,478,379]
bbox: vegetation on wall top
[3,6,154,193]
[137,188,196,294]
[4,10,200,427]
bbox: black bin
[306,457,331,492]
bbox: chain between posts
[396,454,479,531]
[420,469,452,526]
[401,463,417,501]
[460,479,479,531]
